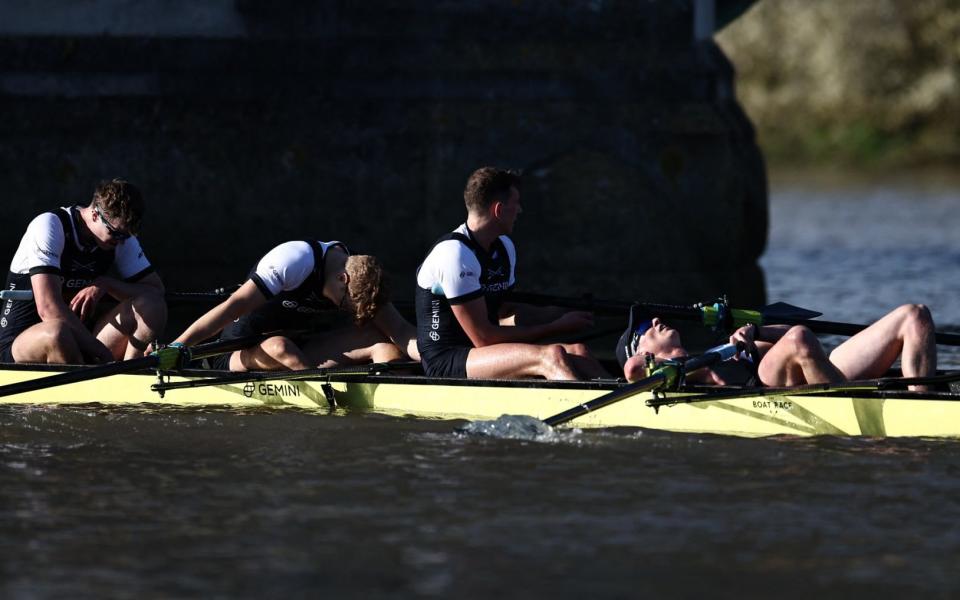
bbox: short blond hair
[345,255,388,325]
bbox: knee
[370,342,404,363]
[127,293,168,327]
[898,303,934,336]
[261,336,299,358]
[542,343,569,367]
[564,343,590,357]
[782,326,820,360]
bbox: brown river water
[2,177,960,598]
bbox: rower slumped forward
[0,179,166,364]
[617,303,937,391]
[170,240,418,371]
[415,166,608,380]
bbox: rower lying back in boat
[618,303,936,391]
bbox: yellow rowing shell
[1,365,958,438]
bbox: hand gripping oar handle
[542,343,737,427]
[0,334,268,399]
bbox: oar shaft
[0,355,158,398]
[152,360,420,392]
[766,317,960,346]
[543,372,667,427]
[0,333,268,399]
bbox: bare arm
[452,297,592,347]
[96,271,165,302]
[70,272,165,322]
[32,273,113,362]
[498,302,572,326]
[173,279,268,347]
[729,323,791,358]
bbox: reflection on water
[763,174,960,367]
[2,176,960,598]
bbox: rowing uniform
[415,224,516,377]
[209,240,347,370]
[0,206,154,362]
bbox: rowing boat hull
[1,365,959,438]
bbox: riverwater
[2,176,960,598]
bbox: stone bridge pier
[0,1,767,335]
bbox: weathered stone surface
[0,1,768,326]
[718,0,960,166]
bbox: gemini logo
[242,382,301,399]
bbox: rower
[414,166,608,380]
[169,240,418,371]
[0,179,167,364]
[617,303,937,390]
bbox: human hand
[728,324,758,360]
[151,342,192,371]
[70,284,106,322]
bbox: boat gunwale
[2,362,959,402]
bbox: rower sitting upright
[170,240,418,371]
[415,166,607,380]
[617,304,937,390]
[0,179,167,364]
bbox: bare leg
[11,320,84,364]
[829,304,936,389]
[466,343,580,380]
[757,326,845,386]
[232,336,312,371]
[560,343,611,379]
[94,293,168,360]
[373,302,420,361]
[302,323,406,368]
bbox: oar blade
[761,302,822,322]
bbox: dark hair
[92,179,145,234]
[463,167,521,213]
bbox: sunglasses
[338,273,351,311]
[634,319,654,338]
[94,204,132,241]
[624,318,655,360]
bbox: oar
[646,370,960,409]
[512,292,960,347]
[0,288,234,305]
[542,343,739,427]
[151,360,422,394]
[0,333,268,399]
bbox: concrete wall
[0,1,767,322]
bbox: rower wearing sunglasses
[0,179,166,364]
[616,303,937,390]
[169,241,419,371]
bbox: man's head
[463,167,523,233]
[616,305,686,373]
[90,179,144,244]
[340,255,389,325]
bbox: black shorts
[420,346,471,379]
[207,352,233,371]
[0,339,14,363]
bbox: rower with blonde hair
[170,240,418,371]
